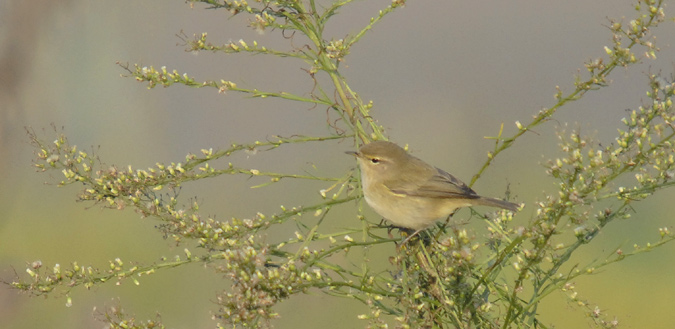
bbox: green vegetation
[10,0,675,328]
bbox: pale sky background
[2,1,675,328]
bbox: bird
[347,141,519,244]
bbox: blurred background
[1,0,674,328]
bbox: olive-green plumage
[348,141,518,231]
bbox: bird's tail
[473,197,520,212]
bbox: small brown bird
[347,141,519,241]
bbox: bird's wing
[388,167,479,199]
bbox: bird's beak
[345,151,360,158]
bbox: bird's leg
[396,228,424,251]
[379,218,398,239]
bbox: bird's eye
[370,158,380,164]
